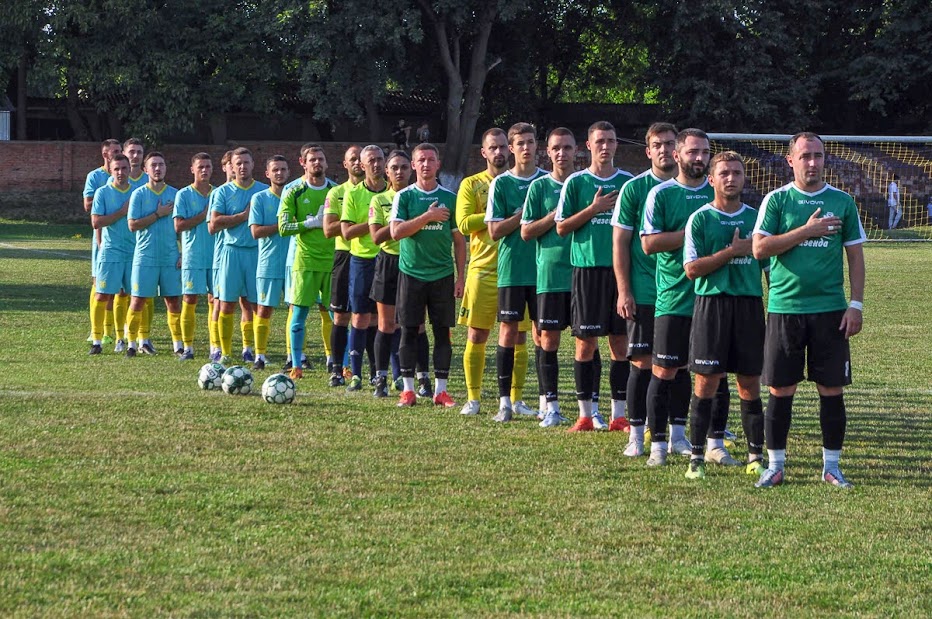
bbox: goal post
[707,134,932,241]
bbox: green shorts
[292,269,331,308]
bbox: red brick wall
[0,140,648,192]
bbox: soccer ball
[221,365,254,395]
[197,362,226,390]
[262,373,296,404]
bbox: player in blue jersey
[173,152,215,360]
[248,155,290,370]
[124,152,182,357]
[84,139,122,345]
[207,150,237,361]
[209,147,270,365]
[88,154,133,354]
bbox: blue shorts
[348,255,376,314]
[215,245,258,303]
[96,261,131,295]
[132,264,182,298]
[257,277,285,308]
[284,265,293,305]
[182,268,213,296]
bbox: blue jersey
[174,184,214,270]
[129,184,180,267]
[83,167,110,199]
[248,188,288,278]
[210,180,269,248]
[129,173,149,192]
[91,182,135,262]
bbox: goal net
[708,134,932,241]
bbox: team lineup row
[83,121,866,488]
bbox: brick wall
[0,140,648,192]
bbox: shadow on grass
[0,283,88,313]
[0,247,89,261]
[0,222,89,241]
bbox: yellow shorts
[458,271,530,331]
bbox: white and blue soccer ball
[197,362,226,391]
[262,373,296,404]
[221,365,254,395]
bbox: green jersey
[554,168,633,268]
[325,181,354,252]
[279,178,336,272]
[521,174,571,293]
[642,179,715,317]
[753,182,865,314]
[485,169,546,287]
[369,188,400,256]
[684,203,765,298]
[390,183,457,282]
[341,181,387,259]
[612,170,664,305]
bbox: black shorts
[689,295,764,376]
[396,272,456,328]
[370,251,399,305]
[498,285,537,323]
[653,314,691,368]
[570,267,624,338]
[329,249,351,313]
[762,311,851,388]
[537,291,571,331]
[626,304,655,358]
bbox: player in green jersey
[555,121,634,433]
[457,128,511,416]
[641,128,715,465]
[341,145,389,392]
[682,151,767,479]
[280,144,336,379]
[612,122,678,455]
[485,122,547,422]
[389,143,466,408]
[84,139,122,346]
[751,132,866,489]
[125,152,182,357]
[249,155,291,370]
[520,127,577,427]
[173,152,215,361]
[324,146,364,386]
[368,150,412,397]
[88,154,132,355]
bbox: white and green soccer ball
[221,365,254,395]
[197,362,226,391]
[262,373,296,404]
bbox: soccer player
[555,121,634,432]
[520,127,577,427]
[173,152,215,361]
[485,122,547,422]
[682,151,766,479]
[125,152,182,356]
[89,154,133,354]
[340,145,390,391]
[457,128,510,415]
[888,174,901,229]
[324,146,364,386]
[117,137,148,349]
[368,150,412,397]
[389,143,466,408]
[209,147,270,365]
[612,122,679,455]
[279,144,337,378]
[751,131,866,489]
[123,138,148,190]
[84,139,122,345]
[248,155,291,370]
[208,150,237,361]
[640,128,715,465]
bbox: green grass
[0,221,930,617]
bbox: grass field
[0,219,930,617]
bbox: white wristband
[849,300,863,311]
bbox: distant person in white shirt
[887,175,901,229]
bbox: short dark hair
[412,142,440,158]
[645,122,677,145]
[101,138,121,150]
[710,150,745,173]
[386,149,411,162]
[547,127,575,142]
[507,122,536,144]
[122,137,143,150]
[190,152,211,164]
[221,150,234,166]
[788,131,823,154]
[676,128,709,149]
[481,128,506,145]
[143,151,165,164]
[300,143,324,160]
[108,153,129,170]
[232,147,252,158]
[588,121,615,138]
[266,154,288,167]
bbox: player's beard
[681,160,709,180]
[491,156,507,170]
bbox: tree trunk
[364,97,382,144]
[16,51,27,140]
[65,67,90,141]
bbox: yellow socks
[208,313,220,351]
[126,308,142,344]
[91,295,106,341]
[139,297,154,341]
[320,309,333,358]
[241,320,254,351]
[103,297,114,338]
[167,311,182,349]
[88,286,97,336]
[218,312,235,356]
[181,302,197,349]
[114,295,129,340]
[254,315,271,356]
[512,342,528,403]
[464,339,486,401]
